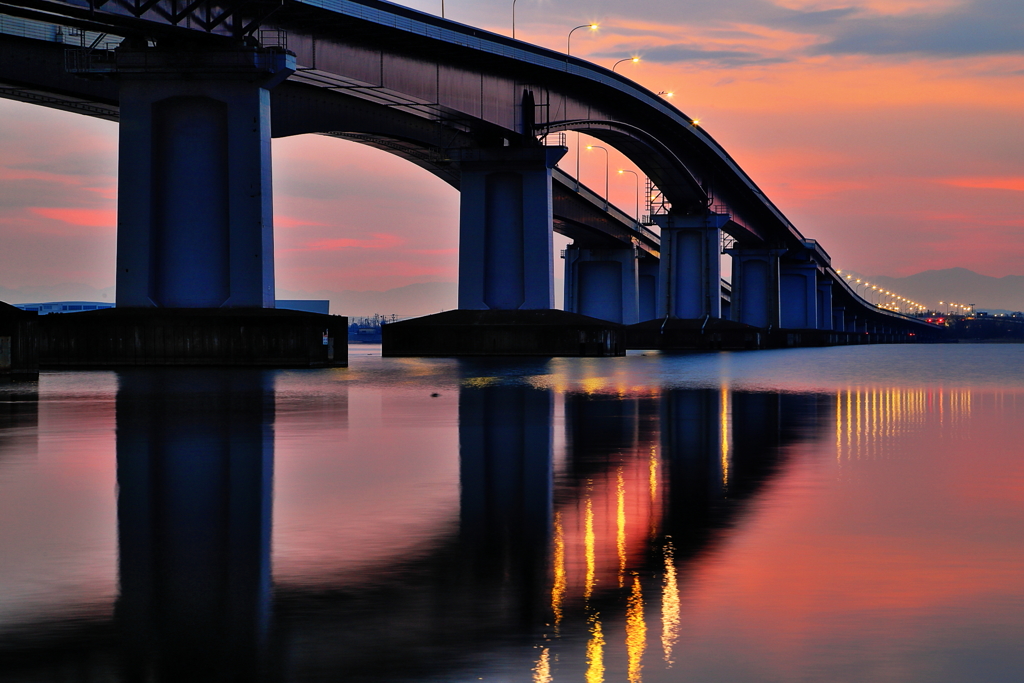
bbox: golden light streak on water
[586,615,605,683]
[720,384,731,489]
[661,541,680,666]
[617,468,627,587]
[626,574,647,683]
[649,445,658,502]
[585,496,596,601]
[552,511,566,629]
[533,647,552,683]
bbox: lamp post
[586,144,609,209]
[511,0,517,39]
[612,56,639,72]
[618,169,640,226]
[567,23,598,57]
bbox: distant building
[13,301,114,314]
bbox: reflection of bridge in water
[0,370,837,681]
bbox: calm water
[2,344,1024,682]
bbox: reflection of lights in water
[586,614,605,683]
[533,647,552,683]
[626,574,646,683]
[661,540,679,666]
[617,469,626,587]
[649,445,658,503]
[835,387,972,461]
[552,511,566,629]
[720,384,731,489]
[585,496,596,601]
[581,377,607,395]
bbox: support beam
[115,47,294,308]
[457,147,567,311]
[654,212,728,320]
[563,245,640,324]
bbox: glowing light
[617,469,627,586]
[533,648,552,683]
[585,495,596,600]
[691,118,700,126]
[661,541,680,666]
[720,384,731,488]
[586,615,605,683]
[626,575,647,683]
[551,511,566,628]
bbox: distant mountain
[277,282,459,318]
[864,268,1024,313]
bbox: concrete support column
[655,213,728,319]
[779,261,819,329]
[563,245,641,324]
[115,47,294,308]
[832,306,846,332]
[457,147,567,310]
[817,280,834,330]
[728,248,783,329]
[638,257,659,323]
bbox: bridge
[0,0,940,357]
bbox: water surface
[2,344,1023,682]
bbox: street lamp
[586,144,609,209]
[657,90,674,98]
[512,0,518,39]
[618,169,640,225]
[612,56,639,72]
[567,23,598,57]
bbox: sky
[0,0,1021,299]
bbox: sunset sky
[0,0,1021,298]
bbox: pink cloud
[939,177,1024,192]
[30,207,116,228]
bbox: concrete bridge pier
[115,46,294,308]
[654,212,728,320]
[779,260,819,329]
[727,248,784,329]
[563,245,641,324]
[818,280,834,330]
[638,257,659,322]
[833,306,847,332]
[457,147,566,311]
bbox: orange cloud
[939,177,1024,192]
[30,207,116,227]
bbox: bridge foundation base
[0,302,38,380]
[382,310,625,357]
[36,308,346,368]
[626,318,765,350]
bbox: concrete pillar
[457,147,567,310]
[779,261,819,329]
[115,47,294,308]
[728,248,783,329]
[832,306,846,332]
[563,245,640,324]
[638,256,659,323]
[115,369,274,678]
[817,279,833,330]
[655,213,728,319]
